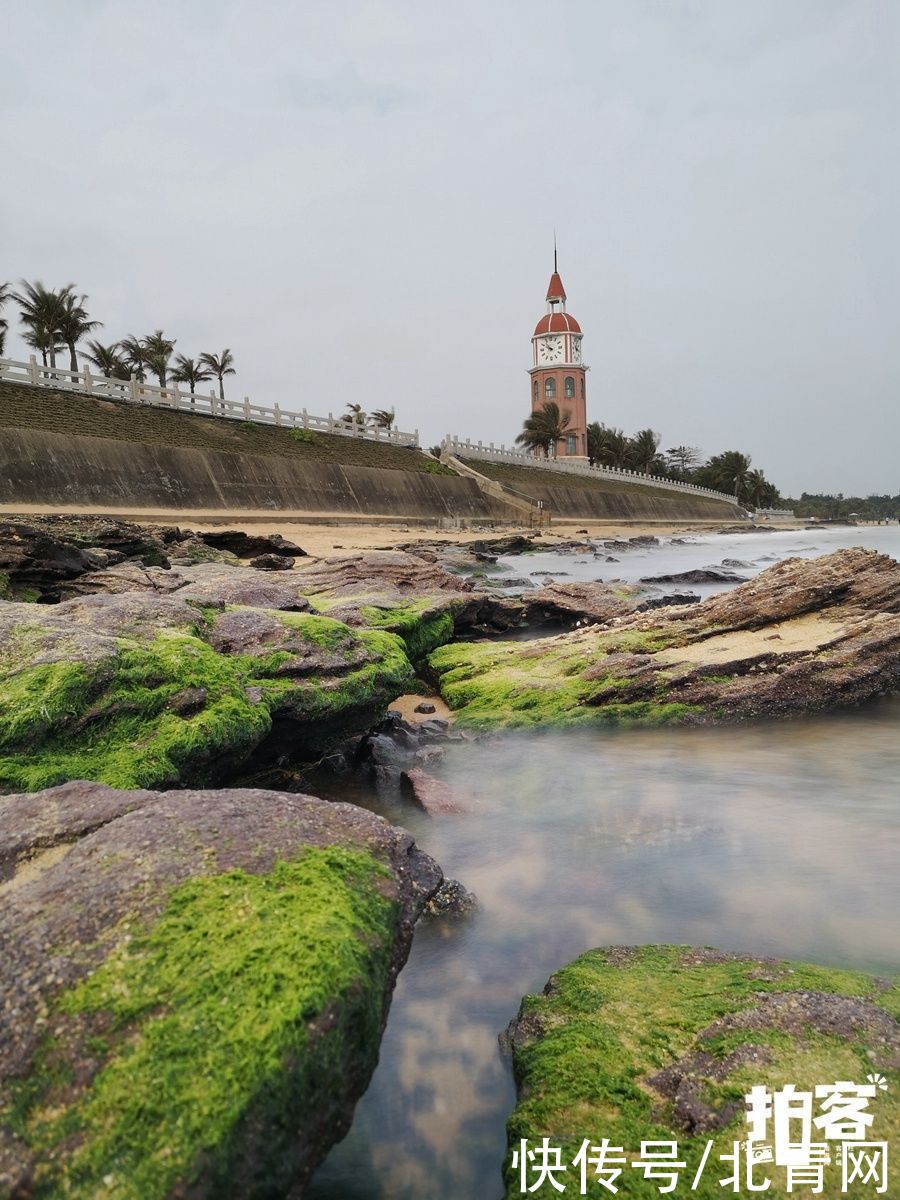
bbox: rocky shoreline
[2,516,899,1197]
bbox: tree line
[783,493,900,521]
[0,280,236,399]
[516,400,780,506]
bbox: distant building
[528,254,589,459]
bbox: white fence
[441,436,743,506]
[0,356,420,447]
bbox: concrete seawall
[0,429,521,521]
[0,427,743,523]
[501,479,742,521]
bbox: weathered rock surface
[640,568,747,584]
[402,766,472,814]
[502,945,899,1200]
[429,549,900,728]
[295,550,524,654]
[58,560,313,610]
[197,529,306,558]
[0,521,103,601]
[249,552,296,570]
[0,590,411,792]
[0,517,240,602]
[0,780,441,1199]
[423,877,478,919]
[522,580,643,627]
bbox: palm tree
[371,407,396,430]
[701,450,752,499]
[0,282,11,357]
[84,340,127,378]
[22,323,64,369]
[198,349,236,400]
[344,402,367,428]
[119,335,149,382]
[745,468,779,509]
[142,330,176,388]
[516,401,571,458]
[14,281,72,370]
[171,354,212,395]
[587,422,629,468]
[56,291,102,374]
[625,428,661,474]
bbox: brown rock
[0,781,442,1196]
[402,767,471,814]
[523,580,642,626]
[249,553,296,570]
[198,530,306,557]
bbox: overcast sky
[1,1,896,496]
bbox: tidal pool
[308,527,900,1200]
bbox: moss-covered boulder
[0,590,413,792]
[503,945,899,1199]
[296,550,523,658]
[430,549,900,728]
[0,780,442,1198]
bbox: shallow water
[498,523,900,598]
[307,528,900,1200]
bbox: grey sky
[1,0,896,496]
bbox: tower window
[533,380,538,401]
[566,434,577,455]
[564,376,575,398]
[545,377,556,399]
[581,378,585,398]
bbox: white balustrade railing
[0,356,419,447]
[441,436,743,506]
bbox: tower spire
[553,230,558,274]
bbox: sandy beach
[0,503,779,557]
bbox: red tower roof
[546,272,567,302]
[533,311,582,336]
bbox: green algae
[8,847,397,1199]
[505,945,900,1199]
[428,637,698,729]
[358,599,456,659]
[0,612,414,792]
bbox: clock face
[539,336,563,362]
[570,338,582,362]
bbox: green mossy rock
[0,781,442,1198]
[296,550,522,657]
[0,591,413,792]
[430,549,900,729]
[504,945,900,1199]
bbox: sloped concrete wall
[0,429,743,522]
[0,429,519,519]
[512,480,742,520]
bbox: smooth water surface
[308,528,900,1200]
[498,523,900,598]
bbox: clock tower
[528,253,588,459]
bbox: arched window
[545,377,556,400]
[533,380,538,401]
[564,376,575,398]
[580,378,585,398]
